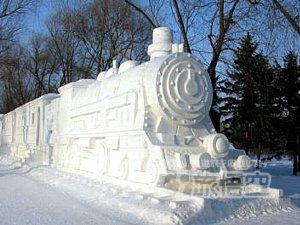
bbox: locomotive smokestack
[148,27,173,60]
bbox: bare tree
[0,45,35,113]
[0,0,38,113]
[59,0,152,78]
[46,9,82,86]
[206,0,241,86]
[0,0,37,56]
[25,34,59,96]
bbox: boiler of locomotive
[147,27,213,126]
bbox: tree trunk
[172,0,192,53]
[296,136,300,172]
[209,108,221,132]
[293,145,298,175]
[293,136,298,175]
[272,0,300,35]
[256,142,262,169]
[256,154,261,170]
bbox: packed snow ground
[216,157,300,225]
[0,154,299,225]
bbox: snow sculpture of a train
[0,27,251,186]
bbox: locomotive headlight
[203,134,229,159]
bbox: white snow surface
[0,154,300,225]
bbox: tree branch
[124,0,157,28]
[272,0,300,35]
[172,0,192,53]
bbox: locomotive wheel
[145,160,161,186]
[118,158,129,180]
[94,141,109,176]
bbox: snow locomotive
[0,27,251,188]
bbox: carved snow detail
[156,53,213,125]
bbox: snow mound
[0,154,298,225]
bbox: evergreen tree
[219,34,258,151]
[219,34,279,166]
[275,52,300,175]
